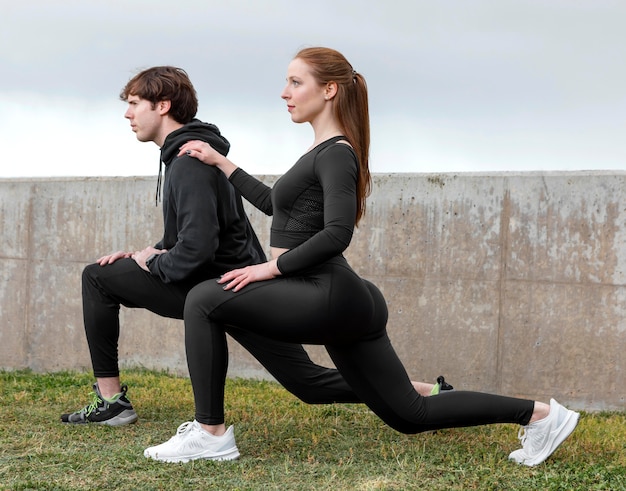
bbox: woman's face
[281,58,327,124]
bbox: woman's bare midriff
[271,246,289,260]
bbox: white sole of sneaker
[144,447,240,463]
[507,448,525,464]
[98,409,138,426]
[523,409,579,466]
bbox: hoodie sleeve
[148,156,223,283]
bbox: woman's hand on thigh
[219,260,281,292]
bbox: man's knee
[82,262,99,280]
[82,262,102,296]
[81,260,132,301]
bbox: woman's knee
[184,279,230,319]
[183,282,210,318]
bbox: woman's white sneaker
[508,447,526,464]
[508,398,579,466]
[144,420,240,463]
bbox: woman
[144,47,578,466]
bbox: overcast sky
[1,0,624,178]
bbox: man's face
[124,95,163,143]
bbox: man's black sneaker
[430,375,454,395]
[60,383,138,426]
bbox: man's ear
[158,100,171,115]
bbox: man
[61,66,449,426]
[61,66,267,425]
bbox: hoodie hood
[154,119,230,204]
[161,119,230,165]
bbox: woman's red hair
[295,47,371,225]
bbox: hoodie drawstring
[155,160,163,206]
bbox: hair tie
[352,69,357,83]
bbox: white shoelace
[517,423,544,455]
[175,421,196,438]
[517,427,528,447]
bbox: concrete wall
[1,173,625,411]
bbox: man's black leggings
[185,257,534,433]
[82,258,361,403]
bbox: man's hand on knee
[132,247,167,272]
[97,250,133,266]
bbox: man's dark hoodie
[148,119,265,283]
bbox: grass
[0,369,624,491]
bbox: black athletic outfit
[185,136,534,432]
[82,122,364,402]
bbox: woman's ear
[324,81,338,100]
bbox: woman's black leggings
[184,256,534,433]
[82,258,363,403]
